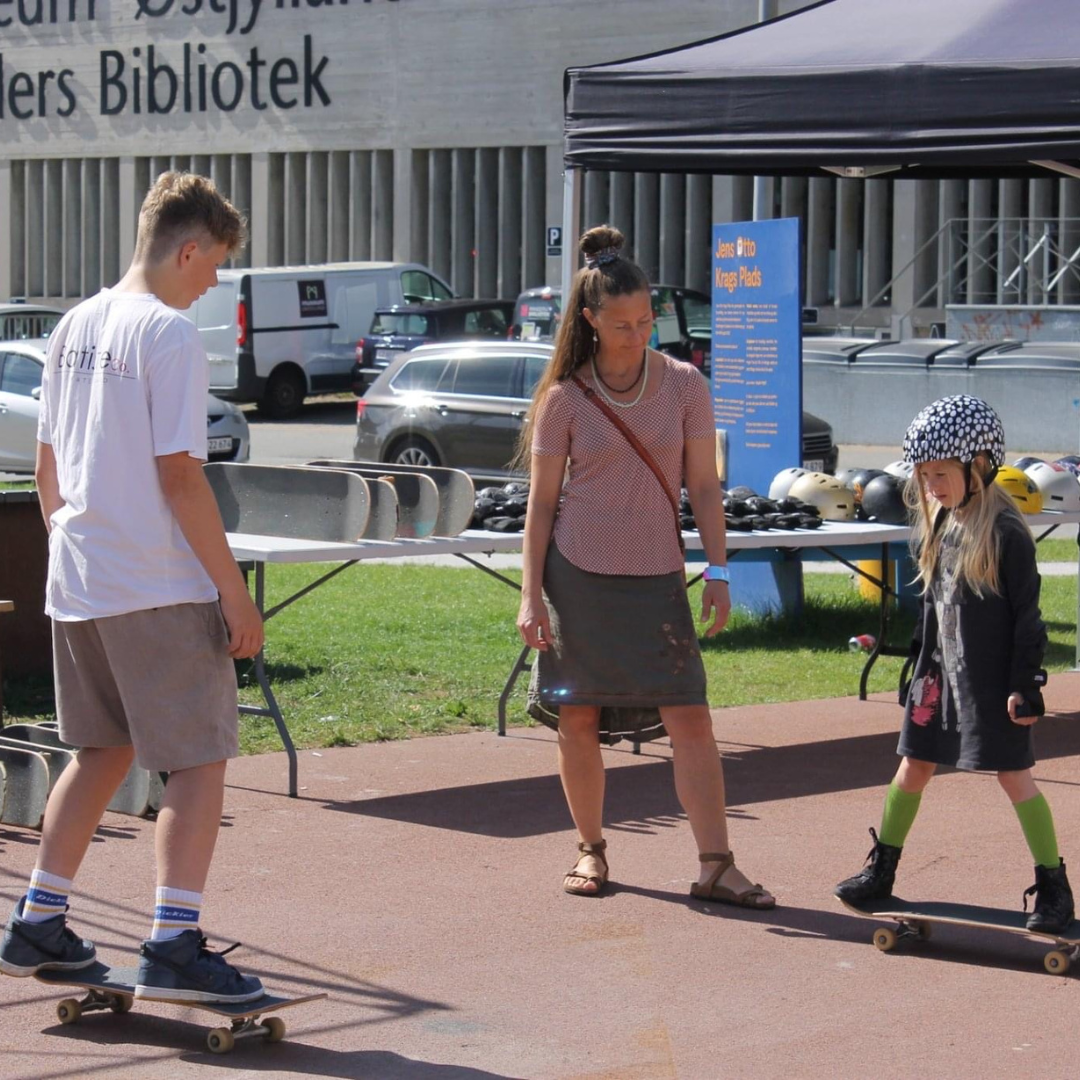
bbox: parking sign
[546,226,562,257]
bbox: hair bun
[579,225,624,258]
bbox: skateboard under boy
[32,963,326,1054]
[839,896,1080,975]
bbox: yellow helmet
[994,466,1043,514]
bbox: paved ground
[3,676,1080,1079]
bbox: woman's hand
[518,596,552,651]
[700,580,731,637]
[1008,691,1037,726]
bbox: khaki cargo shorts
[52,601,239,772]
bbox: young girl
[835,395,1074,933]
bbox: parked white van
[181,262,453,418]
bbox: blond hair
[135,171,247,264]
[907,454,1028,597]
[512,224,650,471]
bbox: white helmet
[883,460,915,480]
[769,467,807,500]
[788,472,857,521]
[1026,461,1080,512]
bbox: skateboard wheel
[207,1027,235,1054]
[57,999,82,1025]
[110,995,134,1014]
[264,1016,286,1042]
[1044,950,1070,975]
[873,927,897,952]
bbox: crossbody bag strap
[569,373,685,554]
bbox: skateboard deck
[34,963,326,1054]
[0,745,49,829]
[0,733,74,793]
[840,896,1080,974]
[205,462,373,542]
[309,459,475,537]
[306,463,439,539]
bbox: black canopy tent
[560,0,1080,291]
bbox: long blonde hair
[907,453,1028,596]
[512,225,649,472]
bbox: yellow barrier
[857,559,896,602]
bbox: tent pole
[562,167,583,302]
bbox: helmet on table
[788,473,856,521]
[859,474,909,525]
[994,466,1043,514]
[768,468,807,500]
[883,460,915,481]
[1025,462,1080,512]
[1054,455,1080,478]
[1013,456,1045,472]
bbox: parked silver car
[0,339,250,474]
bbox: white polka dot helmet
[902,395,1005,469]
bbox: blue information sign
[711,219,803,495]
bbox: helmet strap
[958,460,975,509]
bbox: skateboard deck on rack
[34,963,327,1054]
[309,459,475,537]
[205,462,374,542]
[0,745,49,828]
[0,733,74,792]
[839,896,1080,974]
[305,463,439,539]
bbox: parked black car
[509,285,711,372]
[352,298,515,395]
[354,341,838,480]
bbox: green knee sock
[1014,793,1061,869]
[877,782,923,848]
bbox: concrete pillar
[610,170,635,249]
[1028,177,1054,304]
[27,161,45,298]
[265,154,284,266]
[232,154,252,268]
[937,179,965,306]
[63,160,81,300]
[890,180,938,334]
[307,152,329,265]
[350,151,372,261]
[521,146,546,290]
[659,173,686,284]
[285,152,307,264]
[685,173,712,294]
[544,145,563,287]
[328,152,351,264]
[753,176,775,221]
[805,176,832,306]
[249,153,270,268]
[408,149,429,266]
[0,159,12,300]
[102,159,121,287]
[634,172,660,282]
[83,160,101,296]
[45,160,63,298]
[1058,179,1080,303]
[780,176,807,220]
[373,150,394,262]
[452,148,476,296]
[498,147,523,300]
[475,148,499,298]
[968,179,994,303]
[429,149,453,283]
[997,178,1024,302]
[912,180,939,313]
[392,145,413,264]
[862,178,890,313]
[835,178,861,307]
[584,169,609,229]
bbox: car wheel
[388,436,440,468]
[256,367,306,420]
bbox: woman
[516,225,774,908]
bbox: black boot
[834,828,903,904]
[1024,859,1075,934]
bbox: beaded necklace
[590,351,648,410]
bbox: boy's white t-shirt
[37,288,218,621]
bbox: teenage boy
[0,172,266,1003]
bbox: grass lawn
[7,562,1075,755]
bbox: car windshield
[515,296,560,341]
[371,312,430,336]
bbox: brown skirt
[526,544,707,744]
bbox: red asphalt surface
[2,679,1080,1080]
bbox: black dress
[897,509,1047,772]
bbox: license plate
[375,349,395,362]
[802,459,824,473]
[208,437,233,453]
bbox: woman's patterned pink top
[532,354,714,576]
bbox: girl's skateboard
[34,963,326,1054]
[839,896,1080,974]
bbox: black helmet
[903,395,1005,469]
[860,474,908,525]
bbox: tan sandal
[563,840,608,896]
[689,851,775,909]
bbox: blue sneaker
[135,930,264,1004]
[0,897,96,977]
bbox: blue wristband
[702,565,730,583]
